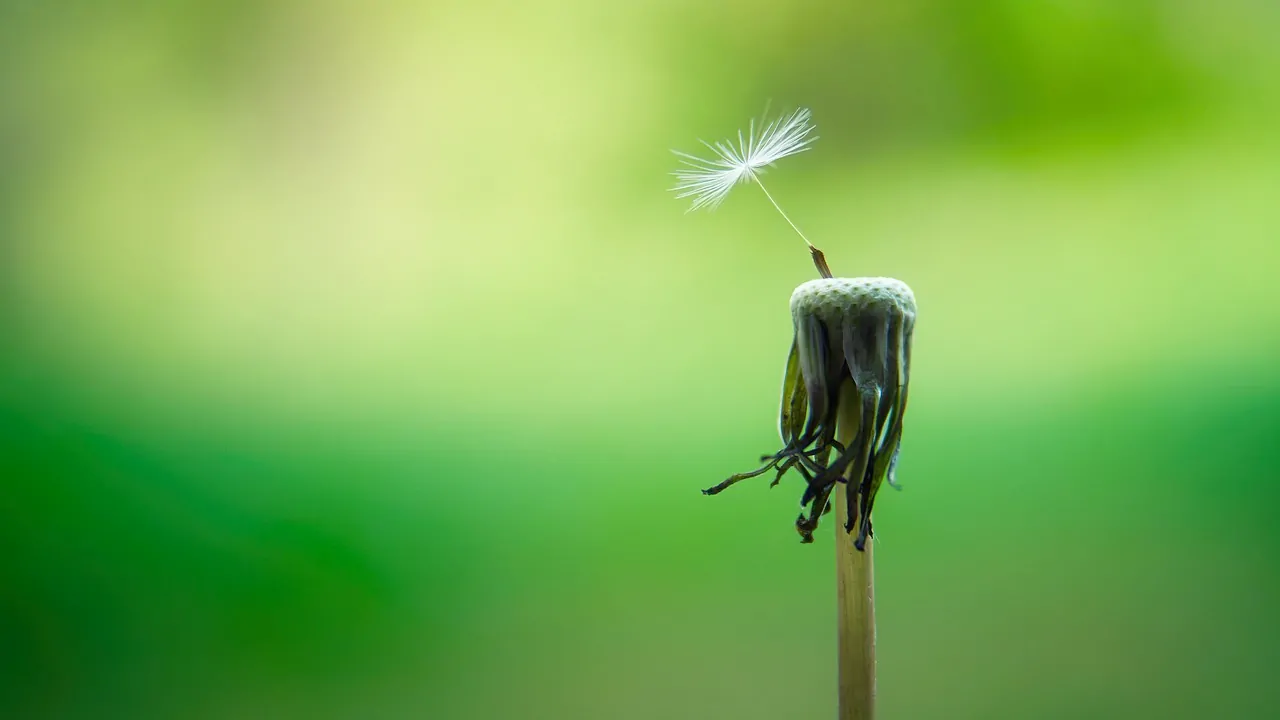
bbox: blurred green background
[2,1,1279,718]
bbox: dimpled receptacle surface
[790,277,916,325]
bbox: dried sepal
[778,339,807,447]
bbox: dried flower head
[670,107,819,252]
[704,277,916,550]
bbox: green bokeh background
[3,1,1279,718]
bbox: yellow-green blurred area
[3,0,1279,717]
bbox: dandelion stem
[753,177,833,278]
[835,387,876,719]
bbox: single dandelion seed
[671,108,829,273]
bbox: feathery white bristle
[670,107,817,212]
